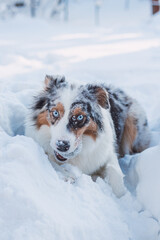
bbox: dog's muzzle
[53,144,81,163]
[54,140,70,162]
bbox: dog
[25,75,150,197]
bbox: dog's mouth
[53,144,82,163]
[54,150,68,162]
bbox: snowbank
[0,128,159,240]
[136,146,160,221]
[0,129,131,240]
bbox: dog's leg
[105,156,126,197]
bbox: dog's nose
[56,140,70,152]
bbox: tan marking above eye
[70,107,98,140]
[50,102,65,124]
[70,107,87,126]
[36,102,65,128]
[71,107,84,116]
[51,103,64,117]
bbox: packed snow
[0,0,160,239]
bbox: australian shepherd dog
[25,75,150,197]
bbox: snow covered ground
[0,0,160,239]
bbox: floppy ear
[44,75,67,89]
[87,85,109,109]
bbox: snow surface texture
[0,0,160,239]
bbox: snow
[0,131,130,240]
[0,0,160,239]
[136,146,160,220]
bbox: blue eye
[77,115,84,121]
[53,110,59,118]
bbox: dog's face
[34,75,109,163]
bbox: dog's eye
[77,115,84,121]
[53,110,59,118]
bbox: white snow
[136,146,160,220]
[0,0,160,239]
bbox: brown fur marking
[71,107,84,116]
[120,115,137,156]
[73,120,98,141]
[96,87,108,109]
[71,107,98,141]
[83,119,98,141]
[50,103,64,117]
[36,102,65,128]
[37,111,50,128]
[49,102,65,124]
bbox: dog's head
[33,75,110,163]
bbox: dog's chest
[69,135,111,175]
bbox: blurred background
[0,0,159,20]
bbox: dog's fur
[25,75,150,197]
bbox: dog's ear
[87,85,109,109]
[44,75,67,89]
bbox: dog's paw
[55,163,81,184]
[49,160,80,183]
[59,168,78,184]
[63,175,76,184]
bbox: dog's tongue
[54,151,67,161]
[57,153,65,160]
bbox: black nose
[56,140,70,152]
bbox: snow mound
[136,146,160,221]
[0,93,26,136]
[0,129,130,240]
[1,128,160,240]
